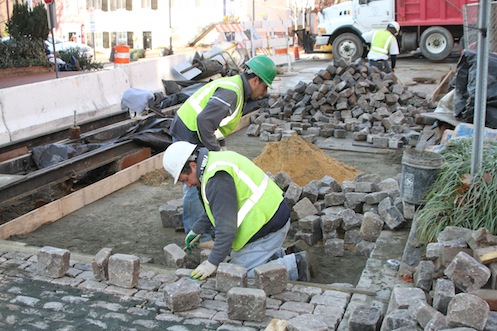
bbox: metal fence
[463,1,497,53]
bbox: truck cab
[316,0,394,61]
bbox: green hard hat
[245,55,277,87]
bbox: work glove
[220,146,228,151]
[191,260,217,280]
[184,230,200,254]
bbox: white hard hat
[387,21,400,35]
[163,141,197,184]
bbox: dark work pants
[368,59,392,73]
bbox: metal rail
[0,112,129,158]
[0,140,142,207]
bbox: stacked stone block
[92,247,112,281]
[163,243,187,268]
[158,198,183,229]
[227,287,266,322]
[164,277,201,312]
[215,262,247,292]
[108,253,140,288]
[37,246,70,278]
[254,263,287,295]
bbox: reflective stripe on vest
[177,76,244,141]
[371,30,395,55]
[201,151,283,251]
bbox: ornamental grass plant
[416,138,497,244]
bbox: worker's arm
[193,171,238,266]
[390,55,396,70]
[389,38,400,70]
[361,30,374,44]
[197,88,237,151]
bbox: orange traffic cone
[293,45,300,60]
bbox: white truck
[314,0,477,61]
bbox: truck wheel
[419,27,454,61]
[332,33,363,61]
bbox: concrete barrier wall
[122,52,194,91]
[0,52,194,147]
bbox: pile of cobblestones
[246,57,436,150]
[385,226,497,331]
[161,169,408,259]
[273,171,407,257]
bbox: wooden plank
[429,69,455,103]
[188,23,217,47]
[479,251,497,265]
[288,280,377,296]
[0,153,164,240]
[234,111,258,133]
[475,245,497,265]
[0,146,28,163]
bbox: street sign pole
[89,5,96,60]
[45,0,58,78]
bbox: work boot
[285,243,302,255]
[295,251,311,282]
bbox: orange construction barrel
[114,44,130,64]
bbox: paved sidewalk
[0,227,408,330]
[0,70,92,89]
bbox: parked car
[45,37,93,59]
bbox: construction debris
[392,225,497,330]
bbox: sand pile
[253,134,361,186]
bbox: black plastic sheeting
[31,143,103,169]
[454,50,497,129]
[115,117,173,153]
[31,118,173,169]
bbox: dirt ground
[7,55,457,285]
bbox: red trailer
[396,0,479,60]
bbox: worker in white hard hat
[361,21,400,73]
[168,55,278,247]
[162,141,311,281]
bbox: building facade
[4,0,310,52]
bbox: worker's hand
[185,230,200,253]
[191,260,218,280]
[220,146,228,151]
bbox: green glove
[185,230,200,253]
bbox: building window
[88,0,108,11]
[109,0,132,10]
[141,0,151,8]
[103,32,110,48]
[86,32,104,49]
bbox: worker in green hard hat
[168,55,278,247]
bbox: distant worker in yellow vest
[361,21,400,73]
